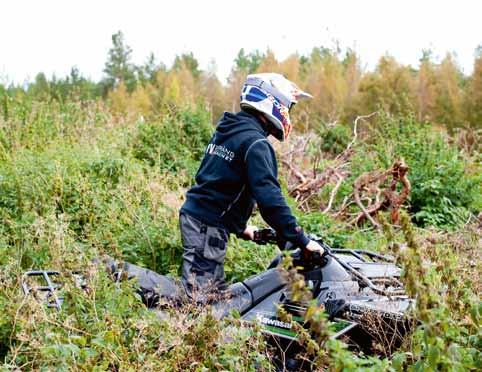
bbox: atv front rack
[327,248,405,297]
[22,270,86,310]
[256,228,407,298]
[22,270,64,310]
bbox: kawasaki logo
[256,314,292,330]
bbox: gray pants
[180,212,229,301]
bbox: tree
[202,61,226,121]
[256,49,279,73]
[107,80,130,116]
[433,53,464,130]
[163,72,182,107]
[465,46,482,128]
[28,72,51,99]
[302,47,348,125]
[102,31,137,93]
[342,49,362,121]
[0,83,7,121]
[137,52,164,85]
[234,48,264,74]
[417,50,437,122]
[356,55,416,117]
[279,54,300,82]
[173,52,200,79]
[131,85,153,118]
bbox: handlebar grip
[252,228,329,255]
[253,228,277,245]
[253,227,329,268]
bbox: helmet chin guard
[240,73,312,141]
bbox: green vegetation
[0,32,480,370]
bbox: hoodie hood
[215,111,269,139]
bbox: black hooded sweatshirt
[180,110,310,248]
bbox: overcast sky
[1,0,481,85]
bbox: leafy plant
[360,113,480,228]
[132,105,213,178]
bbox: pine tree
[102,31,137,93]
[173,52,201,79]
[234,48,264,73]
[137,52,164,85]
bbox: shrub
[1,266,272,370]
[359,113,480,227]
[318,123,352,155]
[386,213,481,371]
[132,105,213,177]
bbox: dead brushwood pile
[281,113,411,228]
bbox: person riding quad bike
[179,73,324,300]
[22,75,414,371]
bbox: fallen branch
[322,170,344,214]
[336,112,377,161]
[281,159,306,184]
[280,112,382,216]
[353,173,382,228]
[351,160,410,228]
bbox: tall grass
[0,97,480,370]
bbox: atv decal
[256,313,293,330]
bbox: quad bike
[22,229,415,370]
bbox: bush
[132,105,213,177]
[386,214,481,371]
[318,123,352,155]
[357,113,480,228]
[1,267,271,370]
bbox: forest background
[0,31,480,370]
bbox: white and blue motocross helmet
[240,73,312,141]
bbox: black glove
[325,299,347,320]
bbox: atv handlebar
[253,228,329,270]
[253,228,330,251]
[253,228,303,251]
[253,228,406,297]
[253,228,283,246]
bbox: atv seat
[242,268,286,306]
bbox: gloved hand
[306,240,325,255]
[325,299,347,320]
[242,225,258,240]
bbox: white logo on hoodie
[206,143,235,162]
